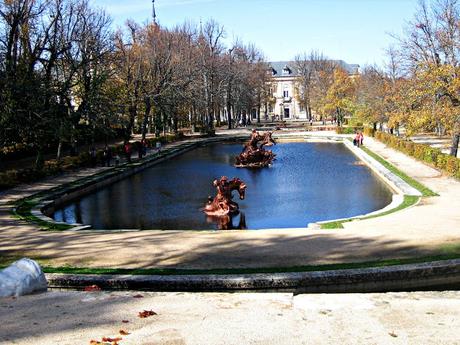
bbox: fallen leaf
[102,337,122,342]
[122,320,130,323]
[84,285,101,292]
[389,331,398,338]
[89,339,112,345]
[133,294,144,298]
[119,330,130,335]
[138,310,157,318]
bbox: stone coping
[45,259,460,292]
[18,132,421,231]
[343,139,422,196]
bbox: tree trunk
[127,104,137,140]
[142,97,151,141]
[257,104,261,124]
[227,105,232,129]
[56,141,63,161]
[450,131,460,157]
[35,150,44,171]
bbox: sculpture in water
[203,176,247,217]
[235,130,276,167]
[206,213,247,230]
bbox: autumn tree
[320,67,356,126]
[396,0,460,156]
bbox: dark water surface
[53,142,393,230]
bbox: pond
[52,142,393,230]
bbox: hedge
[373,131,460,179]
[335,126,364,135]
[0,133,185,191]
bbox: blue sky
[91,0,420,67]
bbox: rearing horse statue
[203,176,247,217]
[235,130,276,168]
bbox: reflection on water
[53,142,393,230]
[206,212,247,230]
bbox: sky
[91,0,420,67]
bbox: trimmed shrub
[363,127,375,137]
[335,126,363,134]
[413,144,426,160]
[374,131,460,179]
[445,156,459,176]
[423,147,441,164]
[400,141,414,156]
[0,170,19,190]
[44,160,61,175]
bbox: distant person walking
[353,132,360,147]
[103,145,112,167]
[89,146,97,167]
[124,141,132,163]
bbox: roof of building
[268,60,360,77]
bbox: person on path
[353,132,360,147]
[89,147,97,167]
[124,141,132,163]
[103,146,112,167]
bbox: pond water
[53,142,393,230]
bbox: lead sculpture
[235,130,276,168]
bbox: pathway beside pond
[0,131,459,270]
[1,290,459,345]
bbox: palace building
[260,60,359,121]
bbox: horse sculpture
[206,213,247,230]
[235,130,276,168]
[203,176,247,217]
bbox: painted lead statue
[235,130,276,168]
[203,176,247,217]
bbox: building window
[299,104,305,112]
[282,66,291,75]
[283,90,289,98]
[268,104,273,113]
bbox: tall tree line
[0,0,267,167]
[294,0,460,157]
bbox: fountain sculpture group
[203,130,276,229]
[235,129,276,168]
[203,176,247,217]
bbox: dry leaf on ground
[84,285,101,292]
[138,310,157,318]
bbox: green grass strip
[360,146,438,197]
[320,195,419,229]
[1,252,459,275]
[320,141,438,229]
[11,199,72,231]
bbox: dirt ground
[1,290,459,345]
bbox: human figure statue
[203,176,246,217]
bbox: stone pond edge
[16,132,423,231]
[45,259,460,292]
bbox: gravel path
[1,290,459,345]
